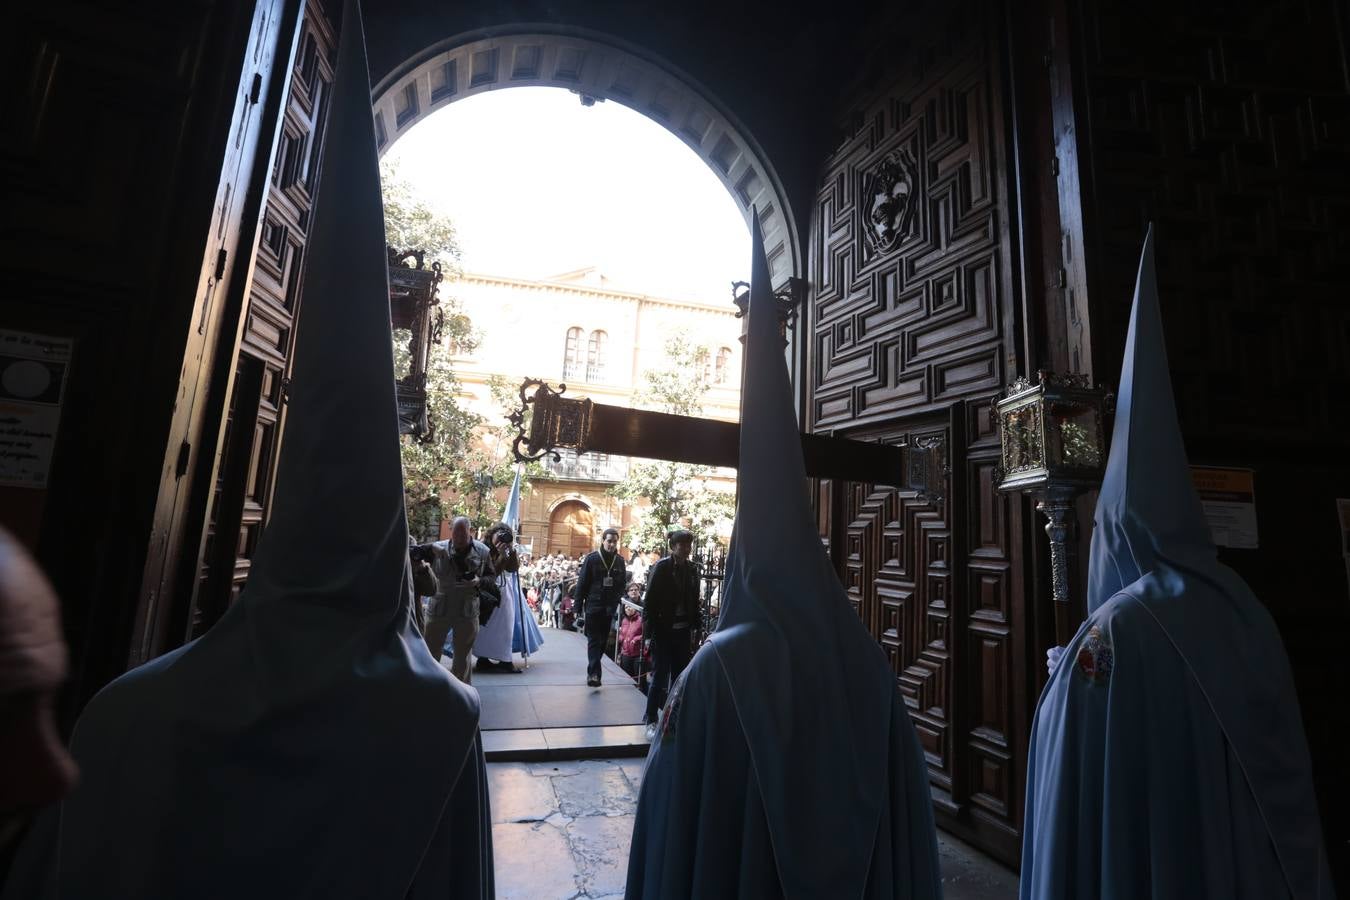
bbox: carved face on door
[863,148,919,256]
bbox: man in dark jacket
[641,530,700,737]
[575,527,626,687]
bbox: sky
[382,87,751,304]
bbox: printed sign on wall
[0,329,73,489]
[1190,466,1258,549]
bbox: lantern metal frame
[993,370,1113,645]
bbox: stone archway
[548,499,594,558]
[370,30,800,285]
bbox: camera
[409,544,433,564]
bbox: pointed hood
[1087,224,1215,612]
[1080,226,1332,896]
[37,4,488,894]
[502,465,522,536]
[241,5,408,625]
[706,211,906,897]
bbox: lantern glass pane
[1000,401,1044,476]
[1046,401,1101,469]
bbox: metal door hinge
[1051,156,1060,176]
[249,72,263,104]
[175,440,191,478]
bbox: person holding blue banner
[503,467,544,662]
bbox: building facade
[450,268,741,556]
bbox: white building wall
[440,269,743,550]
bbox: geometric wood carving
[807,7,1028,865]
[194,0,338,637]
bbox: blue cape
[1,4,493,896]
[626,211,942,899]
[1020,226,1333,899]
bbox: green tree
[383,161,537,537]
[439,376,544,533]
[609,334,737,553]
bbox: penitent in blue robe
[1020,227,1334,900]
[627,626,941,899]
[625,210,942,899]
[1,6,494,895]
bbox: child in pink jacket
[618,587,644,680]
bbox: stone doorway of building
[548,499,594,558]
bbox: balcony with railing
[543,449,629,482]
[561,362,606,384]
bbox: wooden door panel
[807,1,1027,865]
[190,0,336,635]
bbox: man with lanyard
[640,530,700,740]
[575,527,626,687]
[418,516,495,685]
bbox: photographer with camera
[473,523,521,674]
[414,516,494,684]
[408,537,438,632]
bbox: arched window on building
[586,329,608,383]
[714,346,732,384]
[562,326,583,380]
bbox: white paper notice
[0,329,73,489]
[1190,466,1259,550]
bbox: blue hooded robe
[0,4,494,896]
[504,466,544,656]
[624,212,942,899]
[1019,227,1334,899]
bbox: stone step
[484,725,650,762]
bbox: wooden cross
[508,379,925,490]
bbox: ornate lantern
[509,379,594,463]
[994,371,1113,644]
[387,248,443,441]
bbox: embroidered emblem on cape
[660,672,688,742]
[1075,625,1114,684]
[1074,626,1117,682]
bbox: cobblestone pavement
[488,758,1019,899]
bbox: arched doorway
[370,30,800,287]
[548,500,594,557]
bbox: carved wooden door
[549,501,595,558]
[805,3,1031,864]
[191,0,337,637]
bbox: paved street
[467,625,649,760]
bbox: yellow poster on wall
[1190,466,1258,549]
